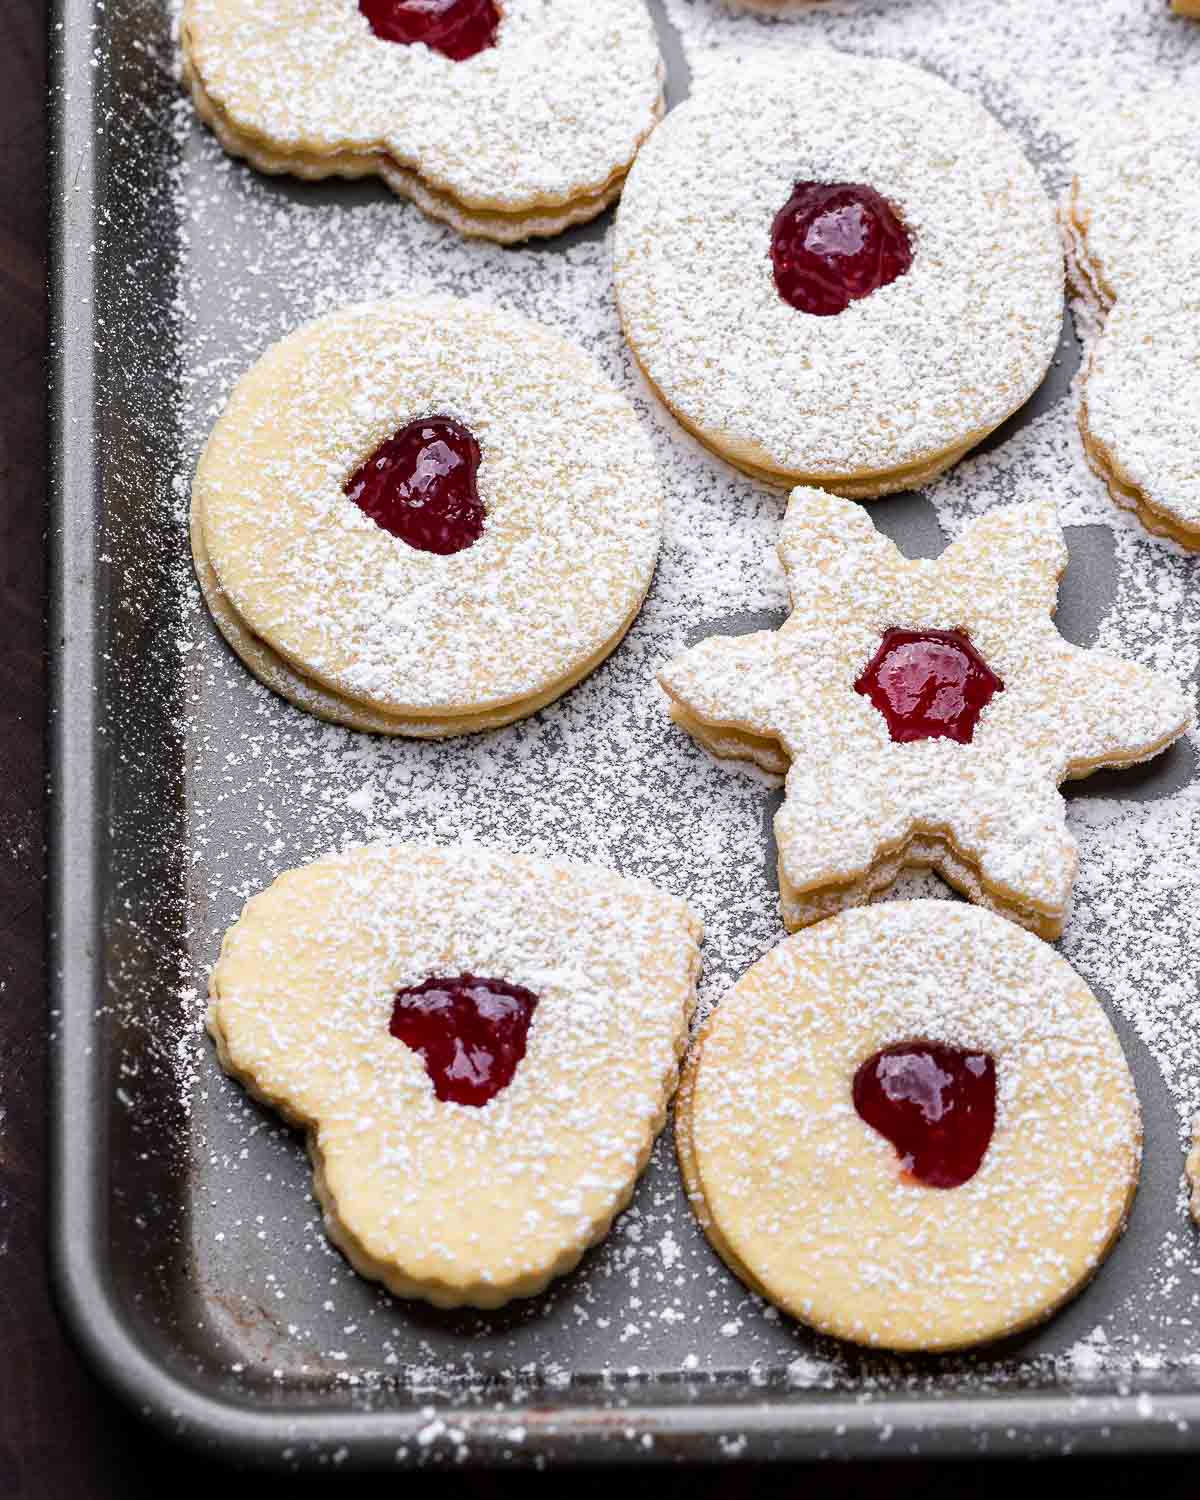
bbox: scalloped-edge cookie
[192,296,663,736]
[1064,86,1200,547]
[208,843,702,1308]
[659,488,1192,940]
[180,0,663,242]
[677,902,1142,1352]
[614,51,1062,497]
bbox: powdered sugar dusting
[90,0,1200,1456]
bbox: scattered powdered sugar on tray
[95,0,1200,1451]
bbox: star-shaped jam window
[660,489,1193,940]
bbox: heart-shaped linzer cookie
[207,843,702,1308]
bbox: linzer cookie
[191,297,663,737]
[208,843,702,1307]
[1064,87,1200,547]
[180,0,663,242]
[676,903,1141,1352]
[613,52,1063,497]
[659,488,1192,939]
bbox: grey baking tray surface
[51,0,1200,1468]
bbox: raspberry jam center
[390,974,538,1107]
[853,1042,996,1189]
[345,416,485,556]
[358,0,500,59]
[770,182,913,316]
[854,628,1003,744]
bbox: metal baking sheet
[51,0,1200,1466]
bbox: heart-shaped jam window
[345,415,485,555]
[358,0,500,60]
[854,627,1004,744]
[853,1042,996,1189]
[390,974,538,1107]
[770,181,913,316]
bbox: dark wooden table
[4,0,1199,1490]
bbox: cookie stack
[180,0,664,242]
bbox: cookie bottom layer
[1064,196,1200,552]
[183,62,643,243]
[192,505,645,737]
[625,343,993,500]
[1079,414,1200,551]
[669,697,1183,942]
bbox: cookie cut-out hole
[853,1041,996,1189]
[770,182,913,317]
[854,627,1003,744]
[358,0,500,60]
[390,974,538,1106]
[345,416,486,555]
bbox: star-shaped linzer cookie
[660,489,1193,940]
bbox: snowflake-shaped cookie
[660,489,1193,939]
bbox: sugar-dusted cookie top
[209,842,702,1308]
[660,488,1193,938]
[1065,85,1200,547]
[678,902,1141,1351]
[192,296,663,729]
[181,0,663,239]
[614,51,1063,496]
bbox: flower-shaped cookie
[1064,86,1200,547]
[660,489,1193,939]
[181,0,663,242]
[209,843,702,1307]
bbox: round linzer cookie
[179,0,663,243]
[613,52,1063,498]
[1064,87,1200,548]
[677,902,1141,1352]
[192,297,663,737]
[209,843,702,1307]
[659,488,1192,939]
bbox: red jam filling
[770,182,913,316]
[854,628,1003,745]
[358,0,500,59]
[390,974,538,1107]
[344,416,485,556]
[853,1042,996,1189]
